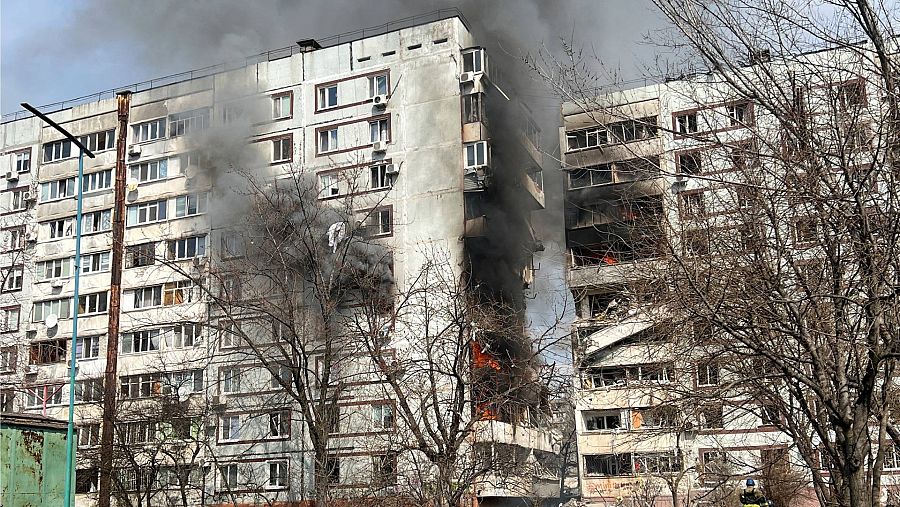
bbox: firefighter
[740,478,770,507]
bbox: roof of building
[0,412,68,431]
[1,8,469,124]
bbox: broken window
[462,93,485,124]
[584,454,632,476]
[565,128,606,151]
[834,79,866,110]
[125,242,156,268]
[373,453,397,485]
[583,410,622,431]
[582,367,627,388]
[30,339,67,364]
[679,191,706,218]
[677,151,702,175]
[697,361,720,386]
[269,411,289,437]
[726,101,751,126]
[699,403,724,429]
[163,281,195,306]
[675,112,698,134]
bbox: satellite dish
[44,314,59,329]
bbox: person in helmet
[740,478,769,507]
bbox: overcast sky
[0,0,665,115]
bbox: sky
[0,0,666,115]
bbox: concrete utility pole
[98,90,131,507]
[20,102,96,507]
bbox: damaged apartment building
[561,46,900,505]
[0,11,556,507]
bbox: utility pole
[98,90,131,507]
[20,102,96,507]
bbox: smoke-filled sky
[0,0,666,114]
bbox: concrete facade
[0,13,553,506]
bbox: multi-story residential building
[0,11,555,507]
[562,46,900,506]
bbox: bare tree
[532,1,900,506]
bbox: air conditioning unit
[4,171,17,181]
[50,280,64,289]
[385,163,399,175]
[372,141,387,153]
[372,94,389,109]
[460,72,476,84]
[128,144,141,156]
[25,231,37,243]
[23,191,35,202]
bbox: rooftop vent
[297,39,322,52]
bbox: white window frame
[272,94,291,119]
[3,266,24,292]
[272,137,292,162]
[172,323,202,349]
[1,307,20,332]
[10,189,27,212]
[318,128,339,153]
[75,335,101,359]
[697,362,720,387]
[464,141,489,168]
[129,159,168,184]
[43,140,73,162]
[174,193,207,218]
[222,368,241,393]
[675,112,699,134]
[127,200,167,226]
[368,74,389,98]
[78,129,115,153]
[14,150,31,173]
[167,235,206,260]
[372,403,394,429]
[82,169,113,193]
[318,85,338,109]
[78,292,108,315]
[131,285,163,309]
[320,173,340,197]
[369,118,389,143]
[462,48,485,73]
[132,118,166,143]
[40,177,76,202]
[163,280,196,306]
[121,329,161,354]
[81,251,111,274]
[267,460,288,489]
[370,164,392,189]
[168,108,210,138]
[268,411,289,438]
[32,298,72,323]
[218,463,239,490]
[81,210,112,234]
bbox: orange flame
[472,341,501,371]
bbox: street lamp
[21,102,96,507]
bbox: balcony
[521,169,545,209]
[465,215,488,238]
[473,419,555,453]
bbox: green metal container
[0,413,71,507]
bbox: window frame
[271,92,293,120]
[271,135,293,163]
[131,118,167,143]
[317,84,339,110]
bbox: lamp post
[21,103,95,507]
